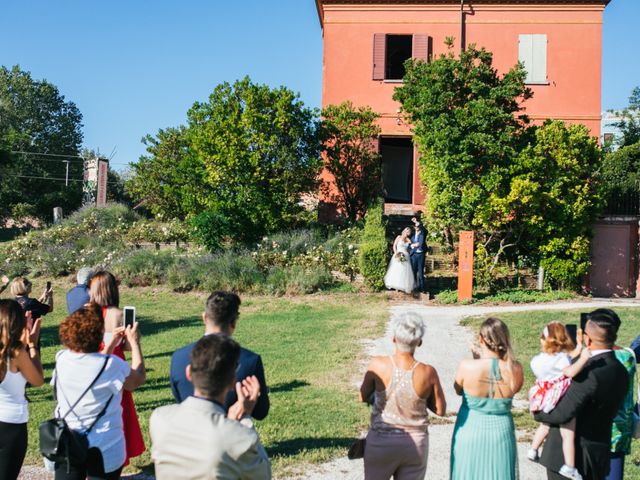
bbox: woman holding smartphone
[89,271,146,467]
[0,300,44,480]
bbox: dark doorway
[385,35,412,80]
[380,137,413,204]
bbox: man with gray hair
[66,267,94,314]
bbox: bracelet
[28,346,37,351]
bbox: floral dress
[611,348,636,454]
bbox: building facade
[316,0,610,216]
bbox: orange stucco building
[316,0,610,215]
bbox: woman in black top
[11,277,52,353]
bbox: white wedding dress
[384,239,415,294]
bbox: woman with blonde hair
[360,312,446,480]
[89,271,146,466]
[11,276,53,327]
[450,317,523,480]
[0,299,44,480]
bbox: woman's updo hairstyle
[392,312,425,353]
[479,317,516,366]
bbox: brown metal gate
[589,221,638,297]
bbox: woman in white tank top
[0,299,45,480]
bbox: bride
[384,227,415,294]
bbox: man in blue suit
[170,291,270,420]
[410,217,426,292]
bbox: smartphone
[123,306,136,329]
[580,313,589,331]
[46,281,51,291]
[566,324,578,345]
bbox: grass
[462,307,640,478]
[1,277,390,477]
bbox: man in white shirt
[150,335,271,480]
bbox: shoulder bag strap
[57,356,110,421]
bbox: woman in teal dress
[450,317,524,480]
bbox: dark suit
[534,351,629,480]
[170,339,270,420]
[410,228,426,291]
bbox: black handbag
[39,356,113,472]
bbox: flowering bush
[251,227,360,280]
[126,219,191,246]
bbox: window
[385,35,412,80]
[518,34,548,84]
[373,34,430,81]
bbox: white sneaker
[559,465,583,480]
[526,448,539,462]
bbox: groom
[409,217,426,292]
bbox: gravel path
[290,298,640,480]
[19,299,640,480]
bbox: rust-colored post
[458,231,474,302]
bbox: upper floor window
[386,35,413,80]
[518,34,548,84]
[373,34,430,81]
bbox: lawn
[1,278,390,477]
[463,307,640,479]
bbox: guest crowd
[0,268,638,480]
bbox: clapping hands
[228,375,261,421]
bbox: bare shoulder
[415,362,438,377]
[368,356,390,373]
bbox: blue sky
[0,0,638,170]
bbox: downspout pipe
[460,0,465,52]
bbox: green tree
[320,101,381,221]
[476,121,603,288]
[393,43,532,250]
[127,127,206,217]
[0,65,84,221]
[612,87,640,148]
[127,77,321,244]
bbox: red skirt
[101,342,146,465]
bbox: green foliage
[601,142,640,198]
[394,43,603,289]
[358,202,388,290]
[611,87,640,148]
[128,77,322,242]
[512,122,603,288]
[264,265,335,295]
[0,205,196,279]
[435,288,576,304]
[126,127,201,219]
[112,250,176,287]
[0,66,84,221]
[320,101,382,220]
[125,219,191,246]
[189,209,232,251]
[394,43,532,247]
[167,251,264,293]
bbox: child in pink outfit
[528,322,591,480]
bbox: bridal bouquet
[395,252,407,262]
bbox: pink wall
[318,2,605,212]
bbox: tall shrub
[358,201,388,290]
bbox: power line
[10,150,86,160]
[5,174,84,182]
[4,174,121,185]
